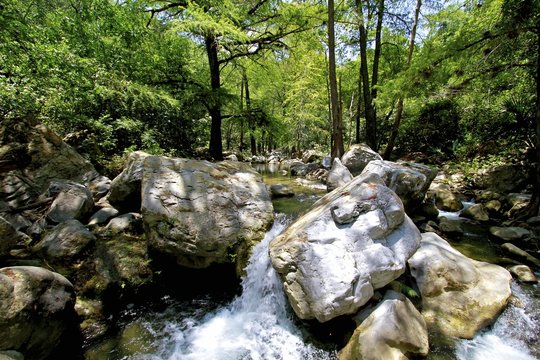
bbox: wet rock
[438,216,463,235]
[0,350,24,360]
[361,160,436,213]
[46,180,94,223]
[341,144,382,176]
[225,154,238,161]
[461,203,489,222]
[418,201,439,219]
[0,266,78,359]
[142,156,273,275]
[108,151,150,212]
[501,243,540,268]
[408,232,512,339]
[489,226,531,243]
[326,158,353,192]
[484,200,502,215]
[34,219,95,261]
[429,186,463,212]
[269,184,295,198]
[339,290,429,360]
[508,265,537,283]
[269,173,421,322]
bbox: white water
[455,283,540,360]
[149,214,335,360]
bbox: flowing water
[86,168,540,360]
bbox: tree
[383,0,422,159]
[329,0,345,160]
[145,0,313,160]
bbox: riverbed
[85,166,540,360]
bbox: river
[85,165,539,360]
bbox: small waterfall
[455,282,540,360]
[154,214,335,360]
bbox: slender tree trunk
[371,0,384,101]
[239,77,245,152]
[355,70,362,144]
[357,0,377,151]
[383,0,421,160]
[205,33,223,160]
[532,22,540,216]
[329,0,344,160]
[243,71,257,156]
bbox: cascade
[151,214,336,359]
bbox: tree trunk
[329,0,344,160]
[383,0,421,160]
[243,71,257,156]
[532,21,540,216]
[239,76,245,152]
[357,0,377,151]
[371,0,384,101]
[205,33,223,160]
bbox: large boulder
[339,290,429,360]
[34,219,96,261]
[0,119,97,208]
[408,232,512,339]
[269,184,295,198]
[108,151,150,212]
[302,150,324,164]
[326,158,353,192]
[474,164,528,193]
[460,203,489,222]
[141,156,274,274]
[361,160,437,213]
[428,185,463,212]
[45,180,94,223]
[0,266,78,359]
[341,144,382,176]
[269,173,421,322]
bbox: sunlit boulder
[141,156,274,275]
[269,173,421,322]
[339,290,429,360]
[408,232,512,339]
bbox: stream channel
[85,164,540,360]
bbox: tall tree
[329,0,345,160]
[383,0,422,159]
[356,0,379,150]
[146,0,313,160]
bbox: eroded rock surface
[142,156,274,274]
[269,173,421,322]
[408,232,512,338]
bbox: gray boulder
[501,243,540,268]
[508,264,537,283]
[87,175,111,202]
[46,180,94,223]
[408,232,512,339]
[141,156,274,275]
[341,144,382,176]
[302,150,324,164]
[428,183,463,212]
[108,151,150,211]
[269,184,295,198]
[326,158,353,192]
[489,226,531,243]
[0,266,78,359]
[475,164,527,193]
[339,291,429,360]
[361,160,436,213]
[269,173,421,322]
[34,219,95,261]
[105,213,142,234]
[88,207,119,226]
[461,203,489,222]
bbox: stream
[85,165,540,360]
